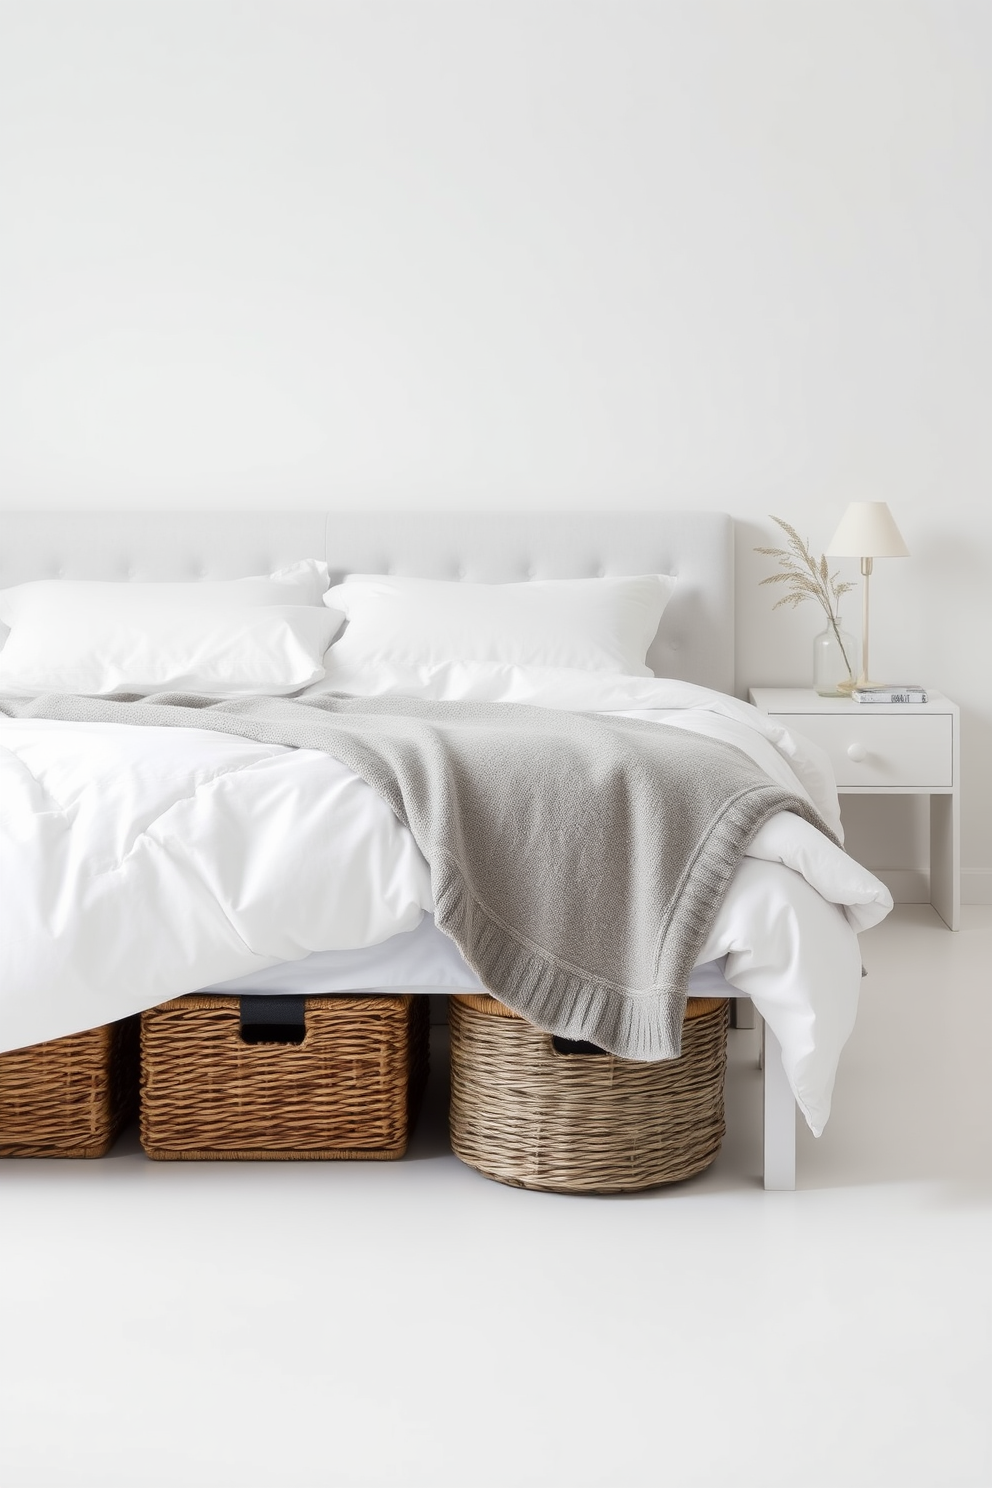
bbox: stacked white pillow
[0,561,343,697]
[308,571,677,696]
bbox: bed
[0,509,893,1189]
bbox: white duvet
[0,673,892,1134]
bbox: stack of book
[851,684,928,704]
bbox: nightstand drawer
[770,712,953,789]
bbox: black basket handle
[551,1035,609,1057]
[239,995,307,1045]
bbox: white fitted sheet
[200,914,484,995]
[199,915,737,1002]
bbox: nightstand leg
[930,794,960,930]
[762,1020,796,1191]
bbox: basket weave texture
[140,994,429,1160]
[0,1017,139,1158]
[449,994,729,1193]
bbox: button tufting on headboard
[0,510,734,694]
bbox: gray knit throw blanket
[2,692,837,1060]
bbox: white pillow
[315,572,676,690]
[0,560,330,633]
[0,601,344,697]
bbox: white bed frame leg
[760,1019,796,1191]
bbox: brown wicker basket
[449,994,729,1193]
[140,993,430,1160]
[0,1017,139,1158]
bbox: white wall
[1,0,989,894]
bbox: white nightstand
[749,687,960,930]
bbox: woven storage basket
[449,994,729,1193]
[0,1017,139,1158]
[140,993,429,1160]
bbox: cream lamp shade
[825,501,909,688]
[825,501,909,559]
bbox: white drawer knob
[847,742,867,763]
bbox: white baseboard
[867,868,992,905]
[963,870,992,905]
[872,869,929,903]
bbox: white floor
[1,906,990,1488]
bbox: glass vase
[813,623,859,697]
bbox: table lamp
[826,501,909,688]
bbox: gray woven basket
[449,994,729,1193]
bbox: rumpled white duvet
[0,672,893,1135]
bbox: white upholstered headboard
[0,510,735,695]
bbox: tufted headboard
[0,510,735,694]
